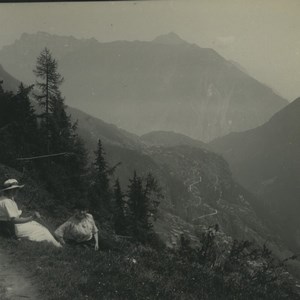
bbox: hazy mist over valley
[0,2,300,299]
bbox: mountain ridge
[140,130,206,149]
[152,32,188,45]
[0,31,288,142]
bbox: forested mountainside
[0,31,287,142]
[140,130,206,149]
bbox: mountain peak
[152,32,187,45]
[18,31,87,45]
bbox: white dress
[0,196,61,247]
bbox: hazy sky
[0,0,299,101]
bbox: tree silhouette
[33,47,64,153]
[126,171,162,243]
[89,139,112,217]
[113,178,127,235]
[32,48,87,204]
[0,82,39,168]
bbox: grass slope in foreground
[1,230,299,300]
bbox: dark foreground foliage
[1,228,299,300]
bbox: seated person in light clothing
[0,178,62,247]
[54,201,99,251]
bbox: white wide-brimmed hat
[1,179,24,192]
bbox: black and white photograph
[0,1,300,299]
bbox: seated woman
[54,201,99,251]
[0,178,62,247]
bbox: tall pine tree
[33,48,63,116]
[33,48,87,204]
[0,82,39,168]
[144,173,162,221]
[33,47,64,153]
[89,139,112,217]
[113,178,127,235]
[126,171,162,243]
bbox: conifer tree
[0,82,39,168]
[33,48,87,203]
[0,81,13,133]
[94,140,109,186]
[0,83,17,165]
[33,47,64,153]
[127,171,144,240]
[113,178,127,235]
[90,139,112,216]
[144,173,162,220]
[126,171,162,243]
[14,83,40,158]
[33,47,63,117]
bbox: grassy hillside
[1,231,299,300]
[1,153,300,299]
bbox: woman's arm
[88,214,99,251]
[11,216,34,224]
[54,221,70,245]
[55,235,65,245]
[11,211,40,224]
[94,232,99,251]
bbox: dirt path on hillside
[0,248,40,300]
[188,178,219,221]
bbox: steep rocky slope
[210,98,300,249]
[146,146,290,256]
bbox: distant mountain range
[210,98,300,250]
[0,31,288,142]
